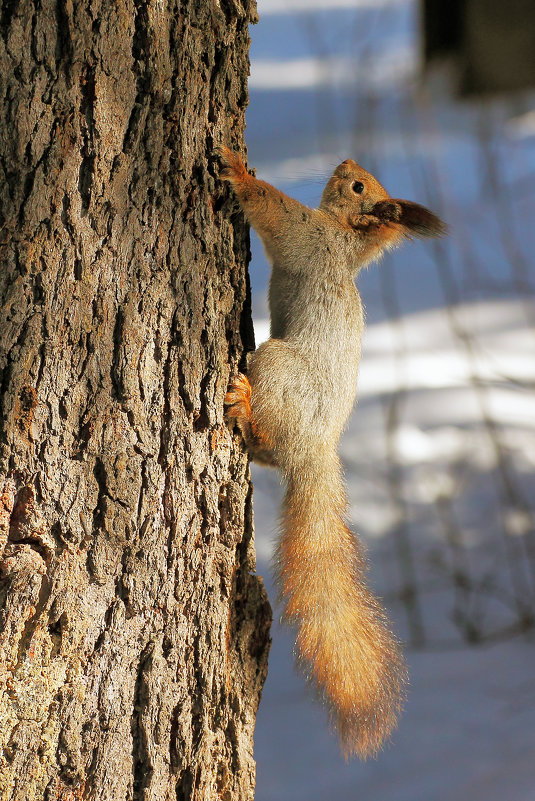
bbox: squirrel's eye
[352,181,364,194]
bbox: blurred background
[244,1,535,799]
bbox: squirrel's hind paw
[225,373,277,466]
[224,372,252,423]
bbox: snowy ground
[251,304,535,801]
[246,1,535,799]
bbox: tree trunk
[0,2,271,800]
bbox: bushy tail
[275,452,407,759]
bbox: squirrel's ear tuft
[393,200,447,238]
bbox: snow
[254,629,535,801]
[251,299,535,797]
[246,0,535,798]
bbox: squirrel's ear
[392,200,447,238]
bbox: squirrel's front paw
[371,200,403,223]
[349,213,381,232]
[215,145,246,182]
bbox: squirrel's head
[320,159,447,240]
[320,159,388,216]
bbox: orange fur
[277,460,407,758]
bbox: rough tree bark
[0,1,271,800]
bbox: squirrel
[217,145,446,759]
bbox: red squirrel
[218,146,445,758]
